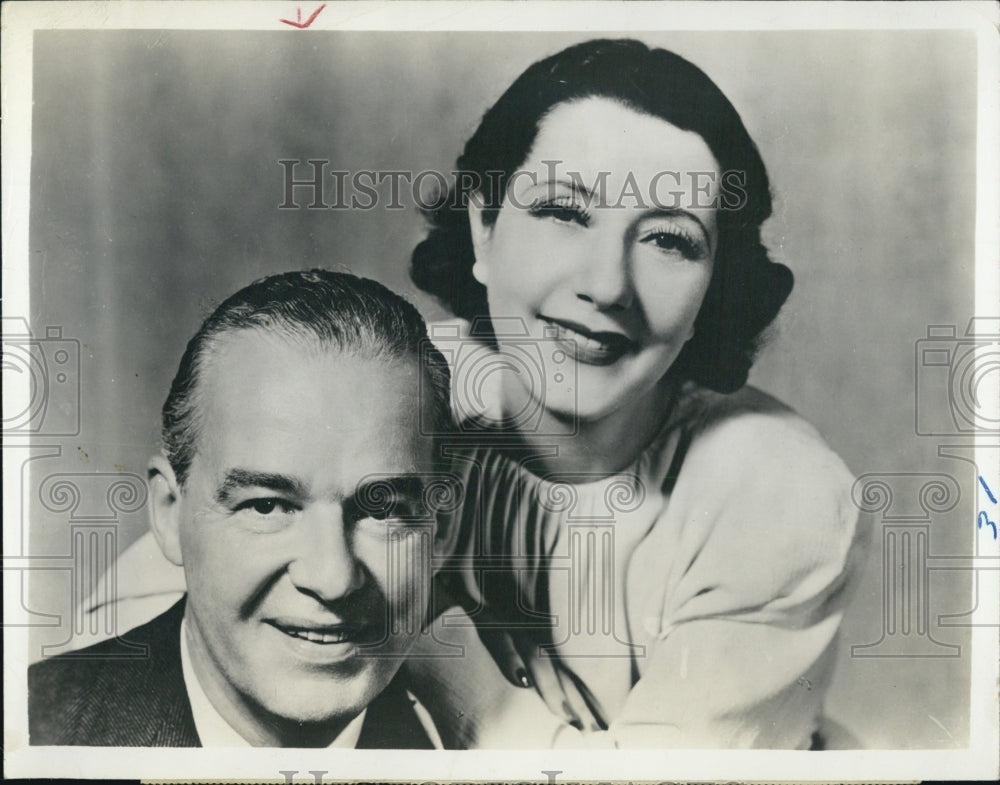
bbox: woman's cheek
[638,265,712,334]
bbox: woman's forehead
[525,97,720,176]
[512,97,722,213]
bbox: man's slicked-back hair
[162,269,451,486]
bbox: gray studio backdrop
[23,29,978,749]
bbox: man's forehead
[200,327,419,395]
[192,327,430,465]
[203,327,354,370]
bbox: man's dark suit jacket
[28,598,435,748]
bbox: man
[28,269,452,747]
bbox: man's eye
[358,503,425,522]
[345,496,429,525]
[235,498,294,516]
[376,500,428,521]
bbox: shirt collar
[180,616,366,748]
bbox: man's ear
[467,198,492,286]
[148,454,184,567]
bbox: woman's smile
[540,315,637,366]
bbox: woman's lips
[542,317,636,366]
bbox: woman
[86,38,864,749]
[406,38,864,749]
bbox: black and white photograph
[3,1,998,781]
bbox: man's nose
[574,228,634,310]
[286,504,364,603]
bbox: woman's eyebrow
[214,469,306,505]
[528,177,599,199]
[537,178,714,229]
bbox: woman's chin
[535,390,635,429]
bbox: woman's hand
[406,607,585,749]
[477,626,607,732]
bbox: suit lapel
[100,598,431,748]
[357,674,435,749]
[130,598,201,747]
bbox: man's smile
[267,618,383,644]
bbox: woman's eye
[644,230,704,260]
[529,200,591,226]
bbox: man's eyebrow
[214,469,306,505]
[354,475,428,501]
[347,475,429,516]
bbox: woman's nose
[286,505,364,603]
[574,229,634,310]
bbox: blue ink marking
[978,478,998,540]
[978,510,998,540]
[979,475,997,505]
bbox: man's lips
[541,316,636,365]
[266,619,382,646]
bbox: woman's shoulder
[641,385,865,621]
[667,384,860,565]
[674,383,853,486]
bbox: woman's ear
[467,198,492,286]
[147,454,184,567]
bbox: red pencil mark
[280,3,326,29]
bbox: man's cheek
[393,533,433,632]
[182,531,261,605]
[366,527,431,577]
[353,534,428,631]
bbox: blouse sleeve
[579,403,866,748]
[409,400,867,750]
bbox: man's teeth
[285,628,350,644]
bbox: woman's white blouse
[429,380,866,748]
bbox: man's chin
[253,666,390,727]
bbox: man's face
[155,329,435,745]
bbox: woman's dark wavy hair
[410,38,792,393]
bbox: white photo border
[3,1,998,781]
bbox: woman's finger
[474,625,532,687]
[511,635,588,730]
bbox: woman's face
[469,97,720,424]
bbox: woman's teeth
[548,321,631,354]
[563,326,613,351]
